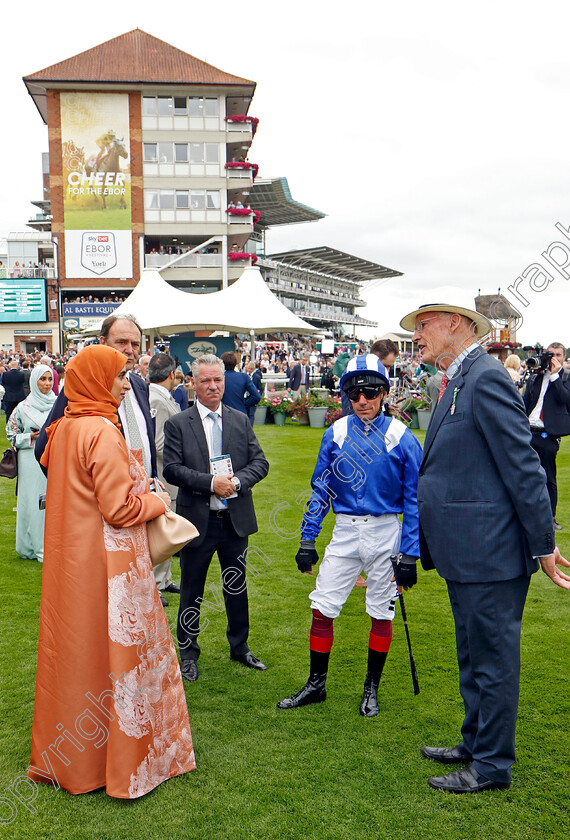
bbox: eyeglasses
[414,315,441,332]
[348,385,383,402]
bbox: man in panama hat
[400,296,570,793]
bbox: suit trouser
[177,512,249,662]
[530,431,560,515]
[446,575,530,784]
[153,557,173,590]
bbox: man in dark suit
[163,354,269,682]
[288,354,310,398]
[400,299,570,794]
[523,342,570,530]
[220,351,260,420]
[1,360,25,420]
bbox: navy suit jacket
[35,371,157,477]
[523,370,570,437]
[2,369,25,403]
[222,369,260,414]
[418,348,554,582]
[163,404,269,547]
[288,363,309,391]
[252,368,263,392]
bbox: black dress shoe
[230,651,267,670]
[180,660,199,682]
[160,594,169,607]
[163,582,181,594]
[277,675,326,709]
[422,745,472,764]
[359,674,379,717]
[428,763,510,793]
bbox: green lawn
[1,421,569,839]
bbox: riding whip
[391,555,420,696]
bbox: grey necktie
[208,411,222,457]
[124,388,149,474]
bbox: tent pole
[250,329,256,364]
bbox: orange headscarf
[40,344,127,470]
[63,344,127,427]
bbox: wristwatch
[231,476,241,491]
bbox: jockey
[95,129,117,169]
[277,354,422,717]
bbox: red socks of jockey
[276,611,393,711]
[308,610,392,682]
[367,616,392,682]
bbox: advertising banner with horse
[60,92,133,278]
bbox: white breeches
[309,513,401,620]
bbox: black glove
[295,540,319,573]
[393,553,418,589]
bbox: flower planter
[297,414,309,425]
[417,409,432,430]
[273,411,286,426]
[308,407,328,428]
[407,409,419,429]
[254,405,267,426]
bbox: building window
[143,143,158,162]
[160,190,175,209]
[157,96,173,116]
[206,191,220,209]
[176,191,189,209]
[189,143,203,163]
[144,189,221,220]
[145,190,159,209]
[191,190,205,210]
[175,144,188,162]
[205,143,219,163]
[142,95,219,128]
[158,143,174,163]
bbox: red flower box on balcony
[228,252,258,264]
[225,115,259,136]
[225,161,259,180]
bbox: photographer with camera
[523,342,570,530]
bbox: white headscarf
[27,364,57,413]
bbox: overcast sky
[2,0,570,345]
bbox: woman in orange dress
[29,344,196,798]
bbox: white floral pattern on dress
[104,449,195,797]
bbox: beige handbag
[147,504,199,566]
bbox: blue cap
[339,354,390,393]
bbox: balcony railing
[0,268,56,280]
[146,253,222,269]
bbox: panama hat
[399,287,492,338]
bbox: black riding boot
[277,650,329,709]
[359,649,388,717]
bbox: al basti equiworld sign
[60,92,133,279]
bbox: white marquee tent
[82,266,318,338]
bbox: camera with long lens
[523,344,554,372]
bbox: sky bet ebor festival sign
[60,92,132,279]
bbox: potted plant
[308,390,333,428]
[288,395,309,425]
[254,395,268,426]
[325,395,343,427]
[266,390,291,425]
[412,395,432,430]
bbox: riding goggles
[348,385,383,402]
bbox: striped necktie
[124,388,149,474]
